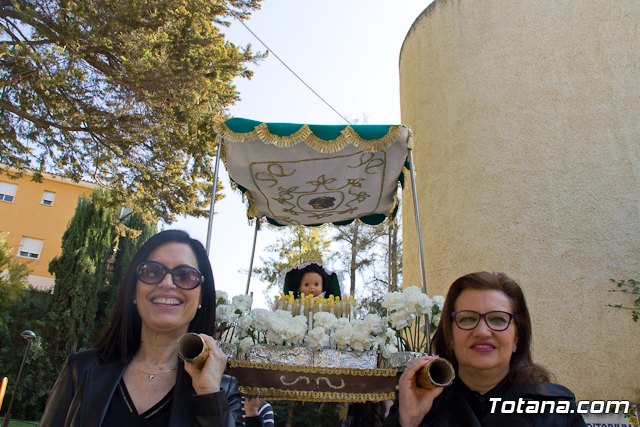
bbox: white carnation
[215,290,229,303]
[350,320,373,351]
[313,311,338,331]
[216,304,238,323]
[238,337,254,356]
[250,308,271,331]
[333,322,352,350]
[232,294,253,313]
[305,326,330,350]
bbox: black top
[454,376,511,421]
[384,377,586,427]
[103,379,173,426]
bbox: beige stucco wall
[400,0,639,401]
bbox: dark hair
[431,271,551,384]
[96,230,215,363]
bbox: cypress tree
[46,189,116,366]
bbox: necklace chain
[129,363,177,381]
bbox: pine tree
[253,225,332,292]
[46,189,116,366]
[1,0,263,222]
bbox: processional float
[194,118,453,402]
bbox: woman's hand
[183,334,228,395]
[397,356,445,427]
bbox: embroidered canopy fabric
[218,118,411,226]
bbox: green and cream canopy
[218,118,412,226]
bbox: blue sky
[172,0,435,308]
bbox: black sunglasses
[136,260,203,290]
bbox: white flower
[403,286,433,315]
[251,309,271,331]
[216,304,238,323]
[238,337,254,356]
[215,290,229,303]
[313,311,338,331]
[288,320,308,345]
[305,326,330,350]
[382,343,399,359]
[386,308,412,330]
[236,315,253,337]
[350,320,374,351]
[432,295,445,309]
[232,294,253,314]
[381,291,405,312]
[363,314,385,336]
[333,322,352,350]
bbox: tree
[93,211,157,341]
[0,232,30,320]
[329,220,390,297]
[0,233,53,421]
[46,188,116,367]
[253,225,332,292]
[0,0,264,222]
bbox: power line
[226,8,352,125]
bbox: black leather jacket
[40,349,244,427]
[385,380,586,427]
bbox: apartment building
[0,166,97,290]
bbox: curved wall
[400,0,640,400]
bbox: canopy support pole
[388,221,393,291]
[408,144,431,354]
[245,220,260,295]
[206,136,223,255]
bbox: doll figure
[282,251,341,299]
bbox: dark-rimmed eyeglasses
[136,261,203,290]
[451,310,514,331]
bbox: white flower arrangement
[381,285,445,353]
[214,286,444,360]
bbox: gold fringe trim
[229,359,398,377]
[216,122,408,154]
[341,126,403,153]
[237,386,396,403]
[254,123,314,147]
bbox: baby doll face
[299,272,323,296]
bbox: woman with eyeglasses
[41,230,246,427]
[385,271,585,427]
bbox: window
[0,181,17,203]
[18,237,43,259]
[41,191,56,206]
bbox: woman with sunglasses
[41,230,245,427]
[386,271,585,427]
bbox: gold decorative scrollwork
[315,377,346,390]
[280,375,311,386]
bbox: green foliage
[253,225,332,292]
[46,189,116,366]
[0,288,53,422]
[608,278,640,322]
[93,212,157,340]
[0,0,263,222]
[0,233,31,323]
[329,220,389,296]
